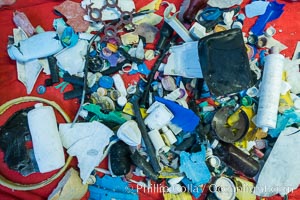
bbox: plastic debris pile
[2,0,300,200]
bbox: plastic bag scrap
[59,121,113,184]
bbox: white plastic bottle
[255,47,284,132]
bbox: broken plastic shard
[207,0,242,9]
[164,41,203,78]
[48,168,88,200]
[245,1,269,18]
[179,146,211,186]
[55,40,88,75]
[250,1,285,36]
[254,127,300,197]
[7,31,64,62]
[0,108,39,176]
[117,120,142,146]
[108,141,132,176]
[155,97,200,132]
[144,101,174,130]
[198,29,253,96]
[13,11,35,37]
[134,23,158,43]
[54,1,89,32]
[59,121,113,184]
[88,175,138,200]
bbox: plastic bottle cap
[265,26,276,37]
[98,76,114,89]
[37,85,46,94]
[117,96,127,107]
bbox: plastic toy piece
[89,175,138,200]
[250,1,285,36]
[179,146,211,186]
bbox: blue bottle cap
[98,76,114,89]
[37,85,46,94]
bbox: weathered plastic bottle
[213,141,260,178]
[255,47,284,132]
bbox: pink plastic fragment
[54,0,89,33]
[13,11,35,37]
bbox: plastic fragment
[88,175,138,200]
[13,11,35,37]
[155,97,200,132]
[54,1,89,32]
[245,1,269,18]
[179,146,211,185]
[254,127,300,197]
[59,121,113,184]
[8,31,64,62]
[250,1,285,36]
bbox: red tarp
[0,0,299,199]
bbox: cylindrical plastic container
[27,103,65,173]
[255,48,284,132]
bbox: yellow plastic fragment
[233,177,256,200]
[123,102,148,118]
[163,192,193,200]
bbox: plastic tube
[255,47,284,132]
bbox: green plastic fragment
[83,104,127,125]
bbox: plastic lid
[117,96,127,107]
[98,76,114,89]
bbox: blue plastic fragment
[250,1,285,36]
[268,110,300,138]
[179,145,211,186]
[128,63,151,76]
[154,97,200,132]
[61,26,79,47]
[245,1,269,18]
[200,7,222,21]
[181,177,202,198]
[259,50,266,66]
[89,175,138,200]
